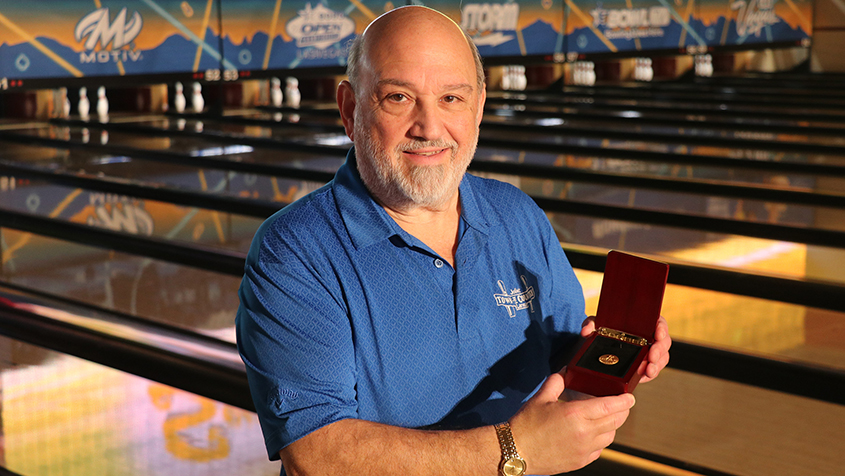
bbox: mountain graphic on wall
[567,14,809,54]
[473,19,562,58]
[220,29,353,72]
[0,28,225,79]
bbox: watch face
[502,457,526,476]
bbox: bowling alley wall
[0,0,819,107]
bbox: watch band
[494,422,526,476]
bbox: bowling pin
[705,55,713,77]
[587,62,596,86]
[501,66,511,90]
[174,81,186,113]
[96,86,108,122]
[284,77,300,109]
[191,82,204,113]
[271,77,283,108]
[78,86,90,121]
[61,89,71,118]
[517,65,527,90]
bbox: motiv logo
[732,0,779,38]
[75,7,144,64]
[461,3,520,47]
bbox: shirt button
[434,258,444,268]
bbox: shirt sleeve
[236,220,358,459]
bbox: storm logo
[75,7,143,51]
[461,3,520,47]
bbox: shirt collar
[332,148,496,251]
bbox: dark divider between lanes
[479,119,845,156]
[524,86,845,110]
[485,105,845,137]
[485,95,845,125]
[0,300,253,411]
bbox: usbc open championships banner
[220,0,388,72]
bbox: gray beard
[355,127,476,211]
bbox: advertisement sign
[0,1,229,80]
[419,0,566,59]
[564,0,704,54]
[220,0,388,72]
[697,0,812,48]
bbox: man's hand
[580,315,672,383]
[509,371,635,474]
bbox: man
[237,6,671,475]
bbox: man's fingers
[535,371,567,402]
[580,316,596,337]
[580,393,635,421]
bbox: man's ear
[476,83,486,127]
[337,80,356,141]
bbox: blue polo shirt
[236,148,585,461]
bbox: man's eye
[443,95,459,103]
[387,93,407,102]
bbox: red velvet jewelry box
[564,250,669,396]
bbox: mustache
[395,139,458,153]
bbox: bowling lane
[472,146,845,195]
[0,144,283,254]
[95,112,348,149]
[0,230,242,340]
[611,367,845,476]
[5,123,346,169]
[486,101,845,133]
[576,257,845,373]
[0,335,279,476]
[489,90,845,119]
[478,122,845,167]
[483,109,845,147]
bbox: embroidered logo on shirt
[494,276,536,317]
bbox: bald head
[346,6,484,96]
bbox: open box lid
[594,251,669,342]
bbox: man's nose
[407,101,445,141]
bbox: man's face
[348,22,485,210]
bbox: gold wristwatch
[494,422,526,476]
